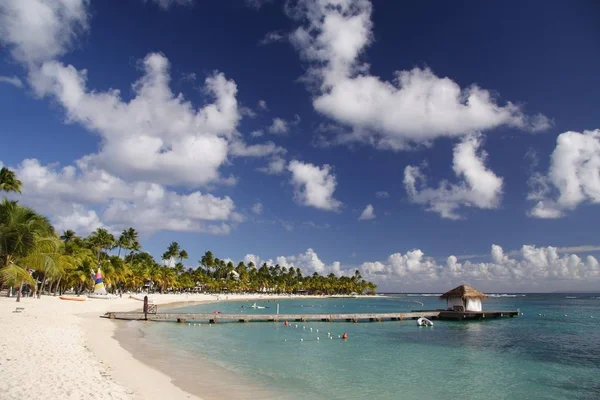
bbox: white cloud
[53,205,104,235]
[251,202,263,215]
[360,244,600,291]
[527,129,600,218]
[240,106,257,118]
[404,135,503,219]
[250,130,264,138]
[229,140,285,158]
[257,99,268,111]
[248,248,345,276]
[358,204,375,220]
[29,53,240,187]
[288,0,550,149]
[147,0,194,9]
[375,191,389,199]
[243,254,261,267]
[268,117,289,134]
[259,31,286,45]
[258,156,286,175]
[246,244,600,290]
[288,160,342,211]
[5,158,240,235]
[0,75,24,88]
[0,0,89,64]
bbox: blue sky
[1,0,599,291]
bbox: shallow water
[118,294,600,400]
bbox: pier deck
[106,310,518,323]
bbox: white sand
[0,292,344,400]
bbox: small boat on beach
[417,317,434,327]
[59,296,86,302]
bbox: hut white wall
[446,297,464,310]
[465,298,482,312]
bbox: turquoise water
[131,295,600,399]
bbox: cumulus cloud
[358,204,375,220]
[375,191,389,199]
[259,31,286,45]
[229,140,286,158]
[359,244,600,291]
[29,53,240,187]
[0,75,24,88]
[243,254,261,266]
[257,99,268,111]
[53,205,104,235]
[243,244,600,289]
[0,0,89,64]
[287,0,550,149]
[4,158,240,235]
[268,117,289,134]
[251,202,263,215]
[527,129,600,218]
[258,156,287,175]
[404,135,503,219]
[246,248,345,276]
[288,160,342,211]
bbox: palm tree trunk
[53,277,62,296]
[16,281,23,302]
[38,272,47,298]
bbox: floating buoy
[338,335,341,338]
[564,314,568,317]
[284,339,287,342]
[317,337,320,340]
[329,336,333,340]
[303,326,306,329]
[342,332,348,340]
[300,338,304,342]
[316,329,319,332]
[327,332,331,336]
[188,323,191,326]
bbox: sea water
[117,294,600,400]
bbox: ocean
[116,294,600,400]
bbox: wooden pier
[105,310,518,323]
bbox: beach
[0,293,318,400]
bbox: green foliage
[0,167,22,194]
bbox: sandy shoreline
[0,293,365,399]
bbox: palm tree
[86,228,115,264]
[162,241,180,267]
[178,249,188,264]
[60,230,76,243]
[0,167,22,194]
[0,199,55,301]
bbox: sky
[0,0,599,292]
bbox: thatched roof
[440,285,488,300]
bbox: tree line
[0,168,376,301]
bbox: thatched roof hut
[440,285,487,311]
